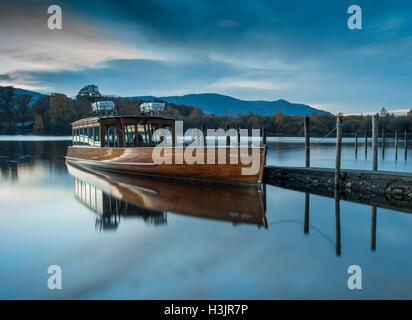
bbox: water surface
[0,137,411,299]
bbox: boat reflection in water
[66,163,267,231]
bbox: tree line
[1,84,411,137]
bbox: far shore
[0,135,72,141]
[0,134,410,144]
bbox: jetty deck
[263,166,412,213]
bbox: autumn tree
[16,94,33,124]
[47,93,76,134]
[33,95,51,133]
[0,86,16,132]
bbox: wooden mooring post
[354,132,358,158]
[395,129,399,160]
[405,130,408,160]
[372,114,378,171]
[304,116,310,167]
[364,131,368,157]
[202,125,206,146]
[335,115,342,189]
[262,127,267,145]
[226,124,230,146]
[382,129,385,159]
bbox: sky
[0,0,412,114]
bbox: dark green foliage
[0,86,16,132]
[16,94,33,124]
[76,84,102,102]
[1,85,411,136]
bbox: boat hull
[66,145,266,187]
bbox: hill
[129,93,330,116]
[3,87,330,116]
[0,86,43,102]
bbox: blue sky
[0,0,411,113]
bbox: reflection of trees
[0,141,71,180]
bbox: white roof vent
[140,102,165,114]
[92,101,115,112]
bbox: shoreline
[0,135,72,141]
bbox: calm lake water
[0,137,411,299]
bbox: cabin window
[137,124,149,144]
[151,124,161,144]
[76,128,80,145]
[94,126,99,141]
[164,125,173,145]
[125,124,136,146]
[88,126,94,146]
[94,126,101,147]
[105,125,119,147]
[83,127,88,145]
[79,127,83,144]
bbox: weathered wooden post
[263,183,267,212]
[354,132,358,158]
[405,130,408,160]
[262,127,267,145]
[371,206,377,251]
[382,129,385,159]
[364,131,368,157]
[226,124,230,146]
[372,114,378,171]
[304,192,310,234]
[395,129,398,160]
[262,127,267,165]
[335,114,342,189]
[202,125,206,146]
[304,116,310,167]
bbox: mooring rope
[304,127,337,150]
[267,219,336,248]
[265,126,337,150]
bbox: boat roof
[71,114,175,126]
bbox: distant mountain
[0,86,43,103]
[129,93,330,116]
[13,88,43,100]
[3,87,330,116]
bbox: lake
[0,137,411,299]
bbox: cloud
[209,78,294,91]
[0,3,159,77]
[1,0,412,113]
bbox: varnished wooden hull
[66,145,266,187]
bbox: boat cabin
[71,115,175,148]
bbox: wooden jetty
[263,113,411,213]
[263,166,412,214]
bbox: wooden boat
[66,162,267,230]
[65,111,266,187]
